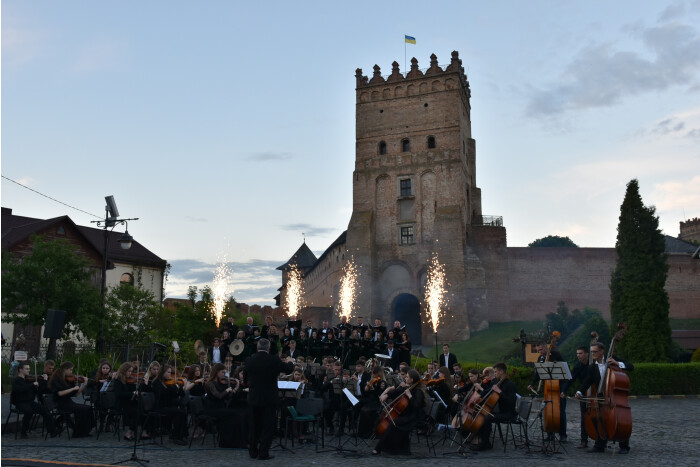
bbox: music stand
[277,381,303,454]
[533,361,571,455]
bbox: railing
[472,215,504,227]
[2,342,154,363]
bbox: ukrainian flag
[405,35,416,44]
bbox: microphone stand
[114,356,148,466]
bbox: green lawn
[425,320,542,364]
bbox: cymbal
[194,339,206,355]
[229,339,245,356]
[374,354,391,360]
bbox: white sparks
[286,263,304,319]
[212,257,232,328]
[425,252,446,333]
[338,255,359,321]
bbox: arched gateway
[391,293,422,345]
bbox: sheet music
[343,388,360,406]
[278,381,302,390]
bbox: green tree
[610,179,671,362]
[528,235,578,247]
[103,272,161,346]
[2,235,101,339]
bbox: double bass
[541,331,562,434]
[585,323,632,443]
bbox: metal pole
[98,219,109,353]
[435,331,438,363]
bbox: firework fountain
[211,256,232,328]
[425,251,447,360]
[286,263,304,319]
[338,255,359,321]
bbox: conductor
[243,338,295,461]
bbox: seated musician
[357,365,388,438]
[321,361,343,434]
[49,361,94,437]
[336,360,370,436]
[151,364,188,445]
[112,363,138,441]
[470,362,517,451]
[12,362,57,438]
[140,361,160,393]
[428,366,454,420]
[37,360,55,395]
[205,362,245,447]
[184,364,206,397]
[451,368,481,428]
[454,368,480,399]
[372,369,427,455]
[575,342,633,454]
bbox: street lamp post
[91,196,138,353]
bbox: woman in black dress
[357,365,388,438]
[205,363,246,448]
[151,364,188,444]
[398,331,412,366]
[49,361,94,437]
[112,362,138,440]
[372,369,427,455]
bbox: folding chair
[492,398,532,452]
[95,391,123,440]
[41,394,72,440]
[187,396,217,447]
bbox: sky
[2,1,699,306]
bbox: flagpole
[404,35,406,75]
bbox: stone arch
[379,263,412,301]
[419,82,428,93]
[432,80,443,91]
[371,91,380,101]
[394,86,403,97]
[445,78,455,90]
[383,88,391,98]
[360,92,370,103]
[407,84,416,96]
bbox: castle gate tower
[346,51,489,343]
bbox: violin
[164,377,186,387]
[65,375,87,384]
[425,376,446,387]
[366,376,382,391]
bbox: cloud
[651,175,700,212]
[184,216,207,222]
[527,21,700,116]
[280,223,338,237]
[246,152,292,162]
[658,1,688,22]
[1,24,44,72]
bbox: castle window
[427,136,436,149]
[400,226,414,245]
[400,178,412,197]
[379,141,387,155]
[120,273,134,286]
[402,139,410,152]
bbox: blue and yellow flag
[405,35,416,44]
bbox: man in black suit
[209,337,228,364]
[224,316,239,338]
[372,318,387,341]
[354,316,368,335]
[561,346,590,448]
[242,316,256,336]
[303,319,316,340]
[385,340,400,371]
[575,342,633,454]
[528,342,568,442]
[243,338,295,460]
[473,362,518,451]
[439,344,458,374]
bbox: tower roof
[276,242,317,270]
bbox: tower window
[379,141,387,155]
[400,226,414,245]
[400,178,412,197]
[402,139,410,152]
[427,136,436,149]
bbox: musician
[439,344,458,374]
[224,316,239,338]
[286,339,302,360]
[242,316,256,336]
[49,361,94,437]
[112,363,138,441]
[205,362,245,448]
[303,319,316,340]
[12,362,57,438]
[372,319,387,341]
[385,340,400,370]
[397,331,412,366]
[309,330,323,362]
[88,358,114,429]
[481,366,494,387]
[261,315,273,338]
[452,363,466,389]
[281,327,293,354]
[361,329,374,360]
[336,315,351,333]
[336,360,370,436]
[391,320,404,337]
[322,328,338,357]
[454,368,480,398]
[320,320,331,337]
[355,316,368,335]
[197,351,212,376]
[430,366,454,412]
[372,331,386,355]
[528,342,568,442]
[140,361,160,393]
[184,364,206,397]
[37,359,55,395]
[209,338,227,364]
[287,318,302,337]
[151,364,188,444]
[562,346,590,449]
[471,362,517,451]
[357,365,388,438]
[221,330,233,349]
[320,361,343,434]
[243,338,295,460]
[268,325,281,355]
[575,342,633,454]
[372,369,427,455]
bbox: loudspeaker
[44,309,66,339]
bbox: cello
[541,331,562,435]
[461,375,507,439]
[374,380,421,436]
[601,324,632,442]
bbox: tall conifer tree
[610,179,671,362]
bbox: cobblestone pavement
[2,397,699,466]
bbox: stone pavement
[2,397,699,466]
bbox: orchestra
[8,317,636,459]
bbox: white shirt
[212,347,221,363]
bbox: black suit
[243,350,294,459]
[209,345,228,364]
[439,353,458,373]
[386,347,400,370]
[562,360,589,444]
[477,378,518,449]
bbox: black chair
[139,392,166,444]
[41,394,72,440]
[415,399,442,455]
[492,398,532,452]
[187,396,217,447]
[95,391,123,440]
[289,397,324,451]
[3,392,38,439]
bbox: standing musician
[439,344,458,374]
[372,318,387,341]
[209,337,227,365]
[391,320,404,337]
[528,341,568,442]
[303,319,316,340]
[224,315,239,338]
[261,315,274,338]
[361,329,374,360]
[112,362,139,441]
[562,346,590,449]
[397,331,412,367]
[12,362,57,438]
[242,316,256,336]
[49,361,94,437]
[355,316,368,335]
[575,342,634,454]
[336,315,351,333]
[357,365,388,438]
[470,362,517,451]
[287,339,301,360]
[242,338,295,461]
[196,351,211,377]
[372,369,427,456]
[385,340,400,370]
